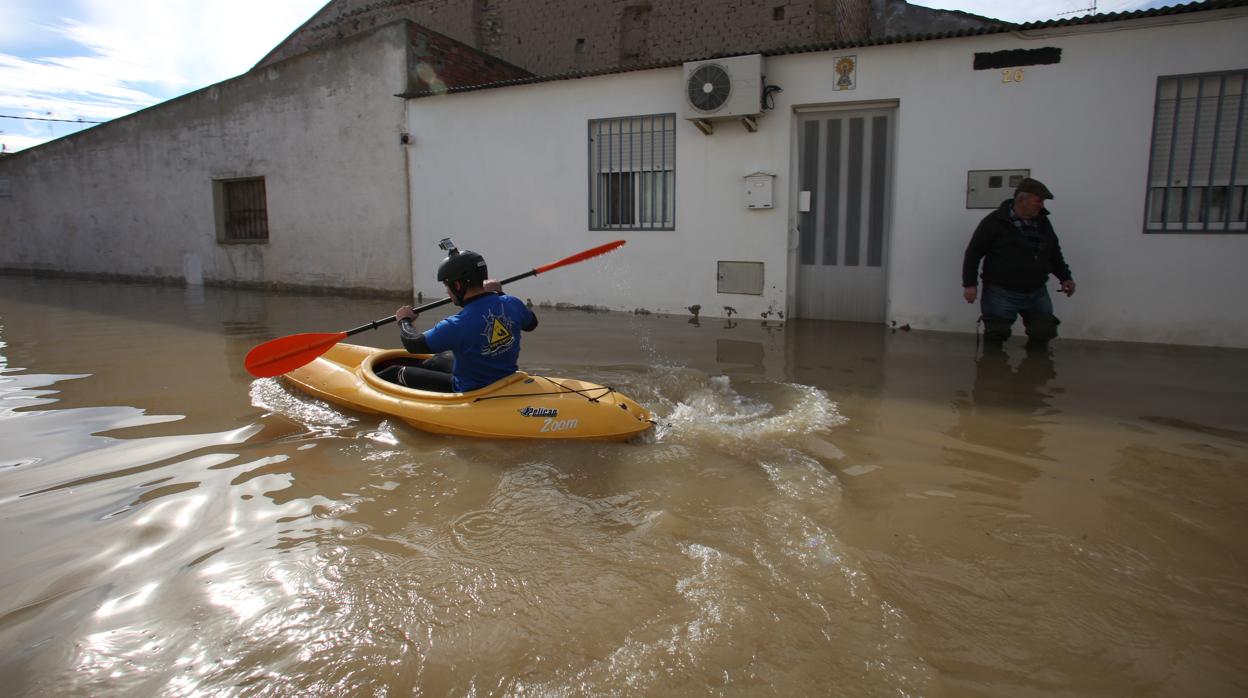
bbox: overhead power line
[1057,1,1097,16]
[0,114,108,124]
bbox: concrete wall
[259,0,876,75]
[404,9,1248,347]
[0,23,414,294]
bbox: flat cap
[1015,177,1053,200]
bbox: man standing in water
[378,239,538,392]
[962,177,1075,350]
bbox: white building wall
[407,69,789,318]
[0,24,414,293]
[407,8,1248,347]
[846,11,1248,347]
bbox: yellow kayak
[282,343,654,441]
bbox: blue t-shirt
[423,293,537,391]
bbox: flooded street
[1,274,1246,696]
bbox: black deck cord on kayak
[471,376,615,403]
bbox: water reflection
[950,345,1058,460]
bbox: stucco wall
[405,9,1248,347]
[0,23,414,294]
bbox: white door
[793,108,894,321]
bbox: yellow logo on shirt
[489,317,513,347]
[481,309,517,356]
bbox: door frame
[786,99,899,322]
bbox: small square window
[773,6,785,20]
[215,177,269,243]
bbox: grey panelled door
[794,109,893,321]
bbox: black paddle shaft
[343,268,540,337]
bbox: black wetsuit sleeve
[523,310,538,332]
[399,318,433,354]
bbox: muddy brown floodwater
[1,275,1245,696]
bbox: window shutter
[590,115,675,173]
[1152,75,1248,188]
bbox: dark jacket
[962,199,1072,293]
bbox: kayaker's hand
[483,279,502,294]
[396,305,418,323]
[963,286,977,304]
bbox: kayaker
[378,240,538,392]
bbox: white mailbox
[744,171,775,209]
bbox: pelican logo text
[518,407,558,418]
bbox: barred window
[217,177,269,242]
[1146,70,1247,233]
[589,114,675,230]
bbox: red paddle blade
[534,239,625,274]
[244,331,349,378]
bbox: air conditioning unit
[682,54,764,133]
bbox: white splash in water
[653,372,846,446]
[365,421,400,445]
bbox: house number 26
[1002,68,1025,83]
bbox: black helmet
[437,249,487,287]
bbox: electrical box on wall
[744,172,775,209]
[717,261,764,295]
[967,169,1029,208]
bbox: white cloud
[910,0,1167,23]
[0,2,56,50]
[72,0,327,94]
[0,53,164,109]
[0,0,325,151]
[1,130,70,154]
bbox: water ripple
[249,378,354,433]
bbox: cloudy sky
[0,0,325,153]
[1,0,1173,153]
[913,0,1170,22]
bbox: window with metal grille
[589,114,675,230]
[1145,70,1247,233]
[219,177,269,242]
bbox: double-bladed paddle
[244,239,626,378]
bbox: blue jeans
[981,284,1053,322]
[980,284,1057,344]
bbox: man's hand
[395,305,419,323]
[1059,280,1076,297]
[963,286,977,304]
[483,279,502,294]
